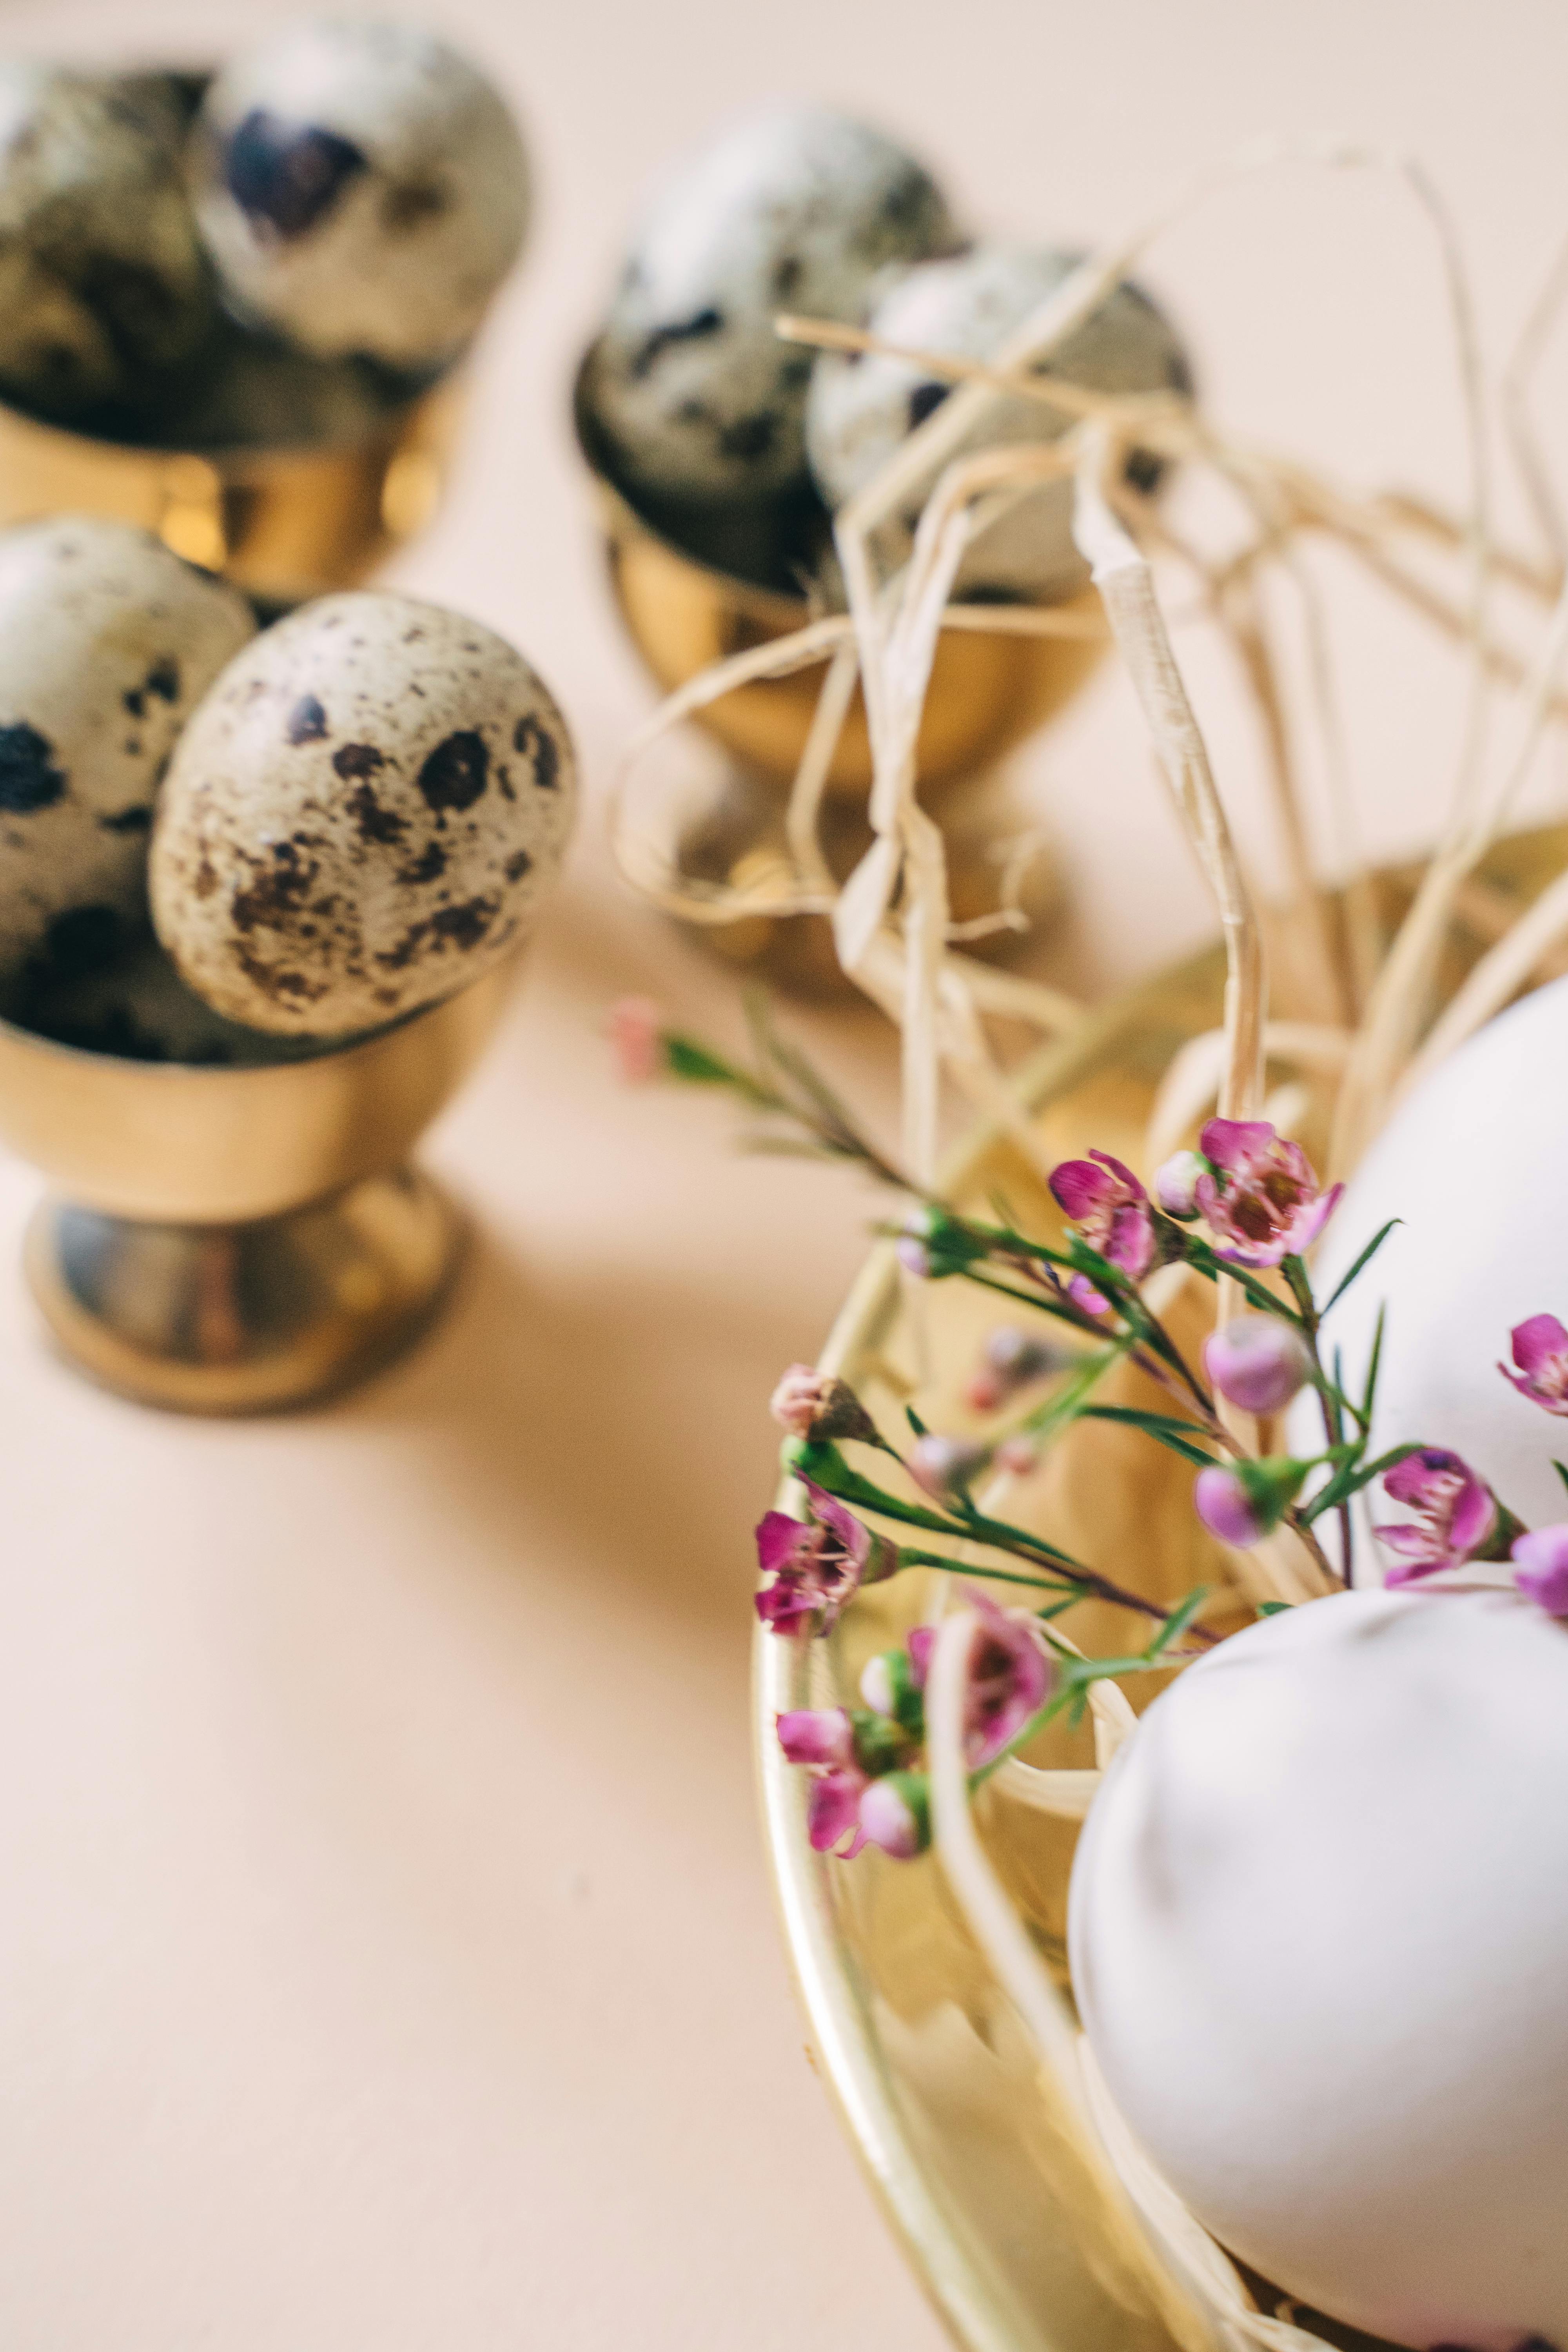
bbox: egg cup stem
[23,1167,463,1414]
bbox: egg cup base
[22,1164,463,1415]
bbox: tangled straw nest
[620,138,1568,2348]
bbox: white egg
[190,21,529,372]
[1312,973,1568,1541]
[805,242,1189,600]
[581,104,955,505]
[149,591,575,1036]
[0,517,254,1000]
[0,65,213,418]
[1070,1587,1568,2347]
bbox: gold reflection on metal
[0,958,516,1414]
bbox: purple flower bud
[1049,1151,1157,1282]
[805,1767,869,1857]
[1153,1149,1206,1220]
[995,1435,1040,1477]
[776,1708,857,1768]
[1512,1525,1568,1615]
[768,1364,877,1444]
[1203,1315,1312,1415]
[909,1433,989,1502]
[1194,1456,1307,1549]
[858,1771,930,1860]
[965,1325,1063,1411]
[896,1235,932,1279]
[1500,1314,1568,1416]
[606,996,664,1085]
[1194,1465,1270,1548]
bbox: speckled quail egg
[805,241,1189,600]
[0,516,254,1002]
[0,64,214,419]
[189,21,530,373]
[150,591,575,1036]
[579,104,955,506]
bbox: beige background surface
[3,2,1568,2345]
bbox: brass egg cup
[0,960,515,1414]
[575,371,1103,991]
[0,374,459,609]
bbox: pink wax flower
[1194,1118,1343,1270]
[1153,1149,1206,1221]
[858,1771,930,1859]
[775,1708,857,1768]
[768,1364,877,1445]
[1500,1313,1568,1415]
[805,1766,870,1857]
[1512,1525,1568,1616]
[1203,1315,1312,1416]
[1194,1456,1307,1549]
[754,1481,897,1635]
[909,1433,989,1502]
[1049,1152,1157,1285]
[606,996,663,1085]
[965,1326,1062,1412]
[1376,1448,1499,1583]
[962,1590,1054,1768]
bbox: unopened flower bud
[910,1433,988,1502]
[994,1434,1040,1477]
[1194,1456,1307,1549]
[860,1645,925,1734]
[1513,1524,1568,1616]
[897,1235,931,1279]
[858,1771,931,1859]
[848,1708,911,1776]
[769,1364,878,1445]
[1154,1149,1206,1220]
[1203,1316,1312,1415]
[776,1708,857,1768]
[965,1326,1062,1410]
[606,996,664,1085]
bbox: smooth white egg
[1069,1587,1568,2348]
[1312,972,1568,1540]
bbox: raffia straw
[925,1611,1221,2352]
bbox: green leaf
[662,1033,751,1088]
[1321,1221,1401,1317]
[1181,1238,1304,1324]
[1555,1459,1568,1502]
[1146,1585,1210,1657]
[1257,1600,1292,1617]
[1079,1404,1218,1467]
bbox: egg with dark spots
[189,20,530,370]
[0,517,254,998]
[804,242,1190,599]
[0,64,216,420]
[580,105,955,505]
[149,590,575,1035]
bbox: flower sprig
[612,996,1568,1864]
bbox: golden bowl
[755,825,1568,2350]
[0,373,459,610]
[573,363,1103,800]
[0,957,516,1415]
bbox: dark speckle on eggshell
[513,713,559,789]
[417,729,488,814]
[332,741,385,780]
[287,693,329,744]
[398,840,446,885]
[345,780,406,845]
[98,803,153,834]
[229,839,318,933]
[223,107,368,238]
[0,721,67,813]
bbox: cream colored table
[4,0,1568,2343]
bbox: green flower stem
[1283,1252,1354,1588]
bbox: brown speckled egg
[149,591,575,1035]
[0,515,254,999]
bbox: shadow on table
[350,1223,800,1638]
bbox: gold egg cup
[0,960,514,1415]
[576,382,1103,994]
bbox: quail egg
[805,241,1189,599]
[0,64,214,419]
[579,103,956,506]
[150,591,575,1035]
[0,516,254,1002]
[189,20,530,373]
